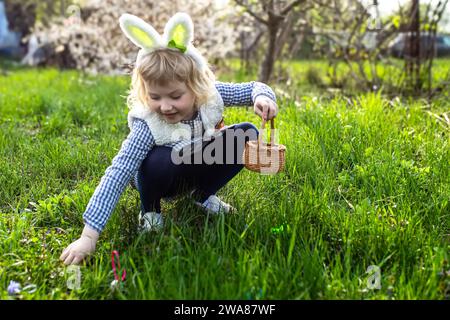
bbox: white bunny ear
[186,46,207,70]
[119,13,163,50]
[162,12,194,52]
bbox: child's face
[146,81,197,124]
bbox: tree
[305,0,396,90]
[24,0,240,74]
[405,0,421,91]
[234,0,307,82]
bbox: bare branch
[234,0,269,25]
[281,0,305,16]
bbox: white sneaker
[194,195,235,215]
[138,211,164,233]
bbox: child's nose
[160,100,173,112]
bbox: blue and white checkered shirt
[83,81,276,233]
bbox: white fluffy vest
[127,89,224,145]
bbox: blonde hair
[126,49,216,110]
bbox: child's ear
[162,12,194,52]
[119,13,163,50]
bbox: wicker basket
[242,118,286,174]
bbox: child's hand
[254,95,278,121]
[59,225,99,265]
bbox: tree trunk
[274,11,295,60]
[240,29,264,75]
[405,0,421,91]
[259,24,278,83]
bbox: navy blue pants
[137,122,259,213]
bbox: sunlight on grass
[0,63,449,299]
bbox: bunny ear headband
[119,12,207,70]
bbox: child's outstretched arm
[215,81,278,120]
[59,119,155,265]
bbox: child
[60,12,278,265]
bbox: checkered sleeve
[83,119,155,233]
[215,81,277,107]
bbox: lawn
[0,60,449,299]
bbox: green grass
[222,57,450,100]
[0,62,449,300]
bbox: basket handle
[258,118,275,146]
